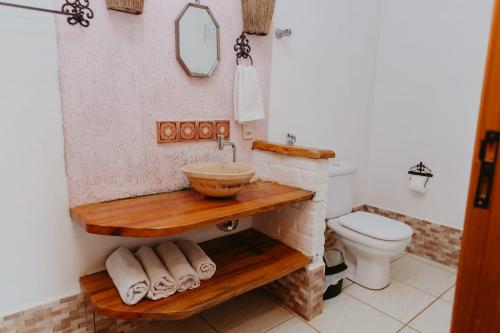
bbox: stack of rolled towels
[105,239,216,305]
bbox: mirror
[176,3,220,77]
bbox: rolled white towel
[176,239,216,280]
[156,241,200,292]
[135,246,177,300]
[105,247,149,305]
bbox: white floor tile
[441,286,455,304]
[408,300,452,333]
[309,293,403,333]
[399,326,419,333]
[405,254,457,274]
[344,279,435,323]
[343,278,354,289]
[392,252,407,263]
[391,256,456,296]
[266,317,318,333]
[201,290,293,333]
[132,316,216,333]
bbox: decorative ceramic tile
[267,317,318,333]
[201,290,293,333]
[309,293,403,333]
[215,120,230,139]
[364,205,462,267]
[157,120,227,143]
[265,264,324,321]
[344,279,435,323]
[408,299,453,333]
[0,293,145,333]
[391,255,456,296]
[197,121,214,141]
[179,121,197,141]
[157,121,178,143]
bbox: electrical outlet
[242,121,255,140]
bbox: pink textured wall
[54,0,272,206]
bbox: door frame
[451,0,500,331]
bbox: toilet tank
[327,161,358,219]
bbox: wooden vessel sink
[182,162,255,198]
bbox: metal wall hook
[275,28,292,39]
[0,0,94,27]
[234,32,253,65]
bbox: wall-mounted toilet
[326,162,413,290]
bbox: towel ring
[234,32,254,65]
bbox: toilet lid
[337,212,413,241]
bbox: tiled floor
[133,253,457,333]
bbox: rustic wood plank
[70,181,314,237]
[452,1,500,331]
[80,229,311,321]
[252,140,335,159]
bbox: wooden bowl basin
[182,162,255,198]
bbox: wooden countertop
[252,140,335,159]
[70,181,314,238]
[80,229,311,321]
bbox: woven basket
[106,0,144,15]
[242,0,276,36]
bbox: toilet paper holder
[408,162,433,186]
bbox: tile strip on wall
[325,205,462,267]
[157,120,230,143]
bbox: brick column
[251,150,328,320]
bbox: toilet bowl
[327,212,413,289]
[325,162,414,290]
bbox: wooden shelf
[70,181,313,238]
[252,140,335,159]
[80,229,311,321]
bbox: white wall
[365,0,493,229]
[0,1,249,316]
[268,0,382,206]
[0,0,493,317]
[269,0,493,230]
[0,0,78,315]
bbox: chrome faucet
[287,133,297,146]
[217,135,237,162]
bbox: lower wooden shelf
[80,229,311,321]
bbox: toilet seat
[335,212,413,241]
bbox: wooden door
[451,0,500,331]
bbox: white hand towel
[234,65,265,124]
[105,247,150,305]
[176,239,216,280]
[156,241,201,292]
[135,246,177,300]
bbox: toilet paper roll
[409,175,429,194]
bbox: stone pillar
[251,149,329,320]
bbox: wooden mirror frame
[175,3,221,77]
